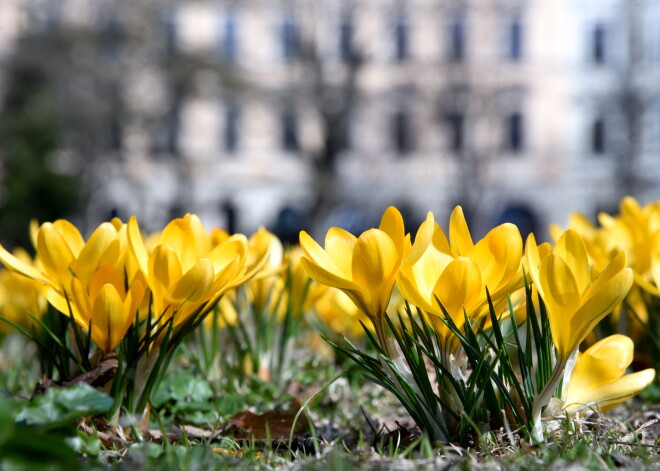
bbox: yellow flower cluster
[552,196,660,343]
[300,204,656,418]
[0,198,655,423]
[0,215,270,353]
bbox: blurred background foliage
[0,40,85,249]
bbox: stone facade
[2,0,659,239]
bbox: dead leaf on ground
[220,410,310,440]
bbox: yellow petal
[300,257,364,296]
[207,235,247,288]
[92,284,127,353]
[569,266,633,355]
[209,227,230,247]
[379,206,405,256]
[160,217,203,273]
[472,223,522,296]
[397,265,436,314]
[123,275,147,332]
[185,214,211,256]
[166,258,214,305]
[300,231,347,279]
[565,335,633,396]
[565,368,656,414]
[595,369,656,412]
[29,219,40,249]
[238,233,272,286]
[208,235,246,273]
[89,265,125,300]
[68,276,92,328]
[70,223,119,285]
[433,256,482,326]
[0,244,53,287]
[127,216,149,277]
[524,233,549,297]
[249,227,283,275]
[37,223,76,282]
[149,245,183,301]
[449,206,474,257]
[351,230,398,307]
[404,212,435,266]
[325,227,357,278]
[409,249,453,311]
[554,230,591,296]
[51,220,85,256]
[432,224,451,255]
[539,254,580,358]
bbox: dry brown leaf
[220,410,309,440]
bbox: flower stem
[530,355,567,441]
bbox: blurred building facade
[1,0,660,239]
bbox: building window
[394,17,409,61]
[281,16,298,60]
[99,11,123,58]
[282,110,299,151]
[153,101,180,154]
[592,23,606,64]
[449,15,466,62]
[221,13,238,62]
[340,17,354,62]
[505,112,524,152]
[224,105,240,153]
[109,118,122,151]
[393,109,413,154]
[591,117,606,154]
[446,113,465,152]
[163,15,177,56]
[507,17,523,61]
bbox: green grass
[0,333,658,471]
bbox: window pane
[509,18,522,60]
[394,18,408,61]
[393,110,413,154]
[222,14,238,62]
[593,24,606,64]
[340,18,353,61]
[224,105,240,153]
[506,112,524,152]
[281,18,297,60]
[449,16,465,62]
[446,113,465,152]
[163,15,177,56]
[591,118,605,154]
[282,111,299,151]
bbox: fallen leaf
[220,410,309,440]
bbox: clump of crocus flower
[300,203,654,444]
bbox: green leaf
[152,370,214,407]
[0,397,81,468]
[15,383,113,429]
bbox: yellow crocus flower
[69,267,147,353]
[527,229,634,437]
[299,206,409,347]
[285,246,327,316]
[246,227,285,315]
[0,248,47,334]
[397,208,523,356]
[127,214,269,327]
[448,207,523,304]
[563,335,655,415]
[0,220,144,353]
[526,230,633,362]
[314,287,371,339]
